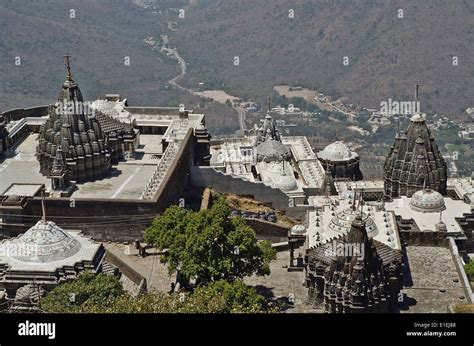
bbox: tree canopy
[40,272,123,313]
[41,273,275,313]
[144,198,277,284]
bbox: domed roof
[10,220,81,263]
[409,189,446,213]
[291,224,306,235]
[318,141,358,162]
[258,161,298,191]
[328,208,378,237]
[256,139,291,162]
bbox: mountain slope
[170,0,473,118]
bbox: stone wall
[18,198,158,241]
[241,218,289,243]
[0,130,197,242]
[105,251,147,288]
[190,166,310,220]
[399,230,449,247]
[448,237,474,303]
[1,106,49,122]
[152,129,195,209]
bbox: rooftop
[0,134,160,200]
[401,246,465,313]
[386,196,470,234]
[307,195,401,250]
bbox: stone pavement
[103,242,174,293]
[400,246,465,313]
[104,242,318,312]
[244,250,322,313]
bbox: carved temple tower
[305,215,403,313]
[383,86,447,198]
[36,56,111,184]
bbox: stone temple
[383,112,447,199]
[0,208,105,305]
[36,56,138,192]
[1,60,474,314]
[305,215,402,313]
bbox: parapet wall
[153,129,195,209]
[1,106,49,122]
[399,230,449,247]
[190,166,309,220]
[448,237,474,303]
[242,218,289,243]
[1,130,196,242]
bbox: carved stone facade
[36,58,111,184]
[383,114,447,198]
[305,215,403,313]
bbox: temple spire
[64,54,73,81]
[415,84,419,114]
[41,191,46,223]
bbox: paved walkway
[104,242,174,293]
[400,246,465,313]
[244,250,322,313]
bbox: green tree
[42,277,275,313]
[40,272,123,313]
[464,261,474,281]
[144,198,276,284]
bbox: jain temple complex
[0,58,473,313]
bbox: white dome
[409,189,446,213]
[271,174,298,191]
[291,224,306,235]
[258,162,297,191]
[9,220,81,263]
[328,208,378,237]
[318,141,358,162]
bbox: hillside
[170,0,474,118]
[0,0,176,108]
[0,0,240,134]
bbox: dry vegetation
[172,0,473,119]
[211,191,298,228]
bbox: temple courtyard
[0,134,163,199]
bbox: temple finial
[267,97,271,112]
[41,190,46,223]
[64,54,73,81]
[352,189,357,211]
[415,84,419,114]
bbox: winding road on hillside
[160,27,247,131]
